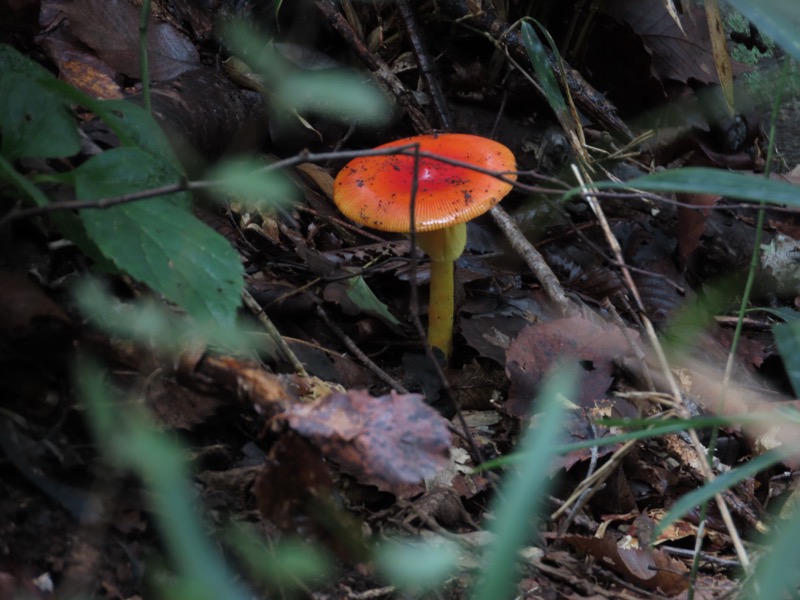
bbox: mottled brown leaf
[285,389,451,485]
[505,316,638,417]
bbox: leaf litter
[2,0,800,598]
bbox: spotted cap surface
[333,133,516,233]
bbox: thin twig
[395,0,453,129]
[1,145,558,228]
[489,204,576,315]
[574,163,752,572]
[315,304,408,393]
[315,0,433,133]
[241,289,307,376]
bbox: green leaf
[588,167,800,207]
[278,70,390,126]
[725,0,800,62]
[376,538,460,592]
[73,147,243,327]
[205,157,296,208]
[0,45,178,167]
[0,72,80,159]
[86,99,179,164]
[653,447,795,540]
[74,278,251,351]
[745,504,800,598]
[346,275,402,328]
[521,21,567,116]
[775,321,800,397]
[75,361,251,600]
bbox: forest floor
[2,1,800,599]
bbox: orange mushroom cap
[333,133,517,233]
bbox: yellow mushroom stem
[416,223,467,358]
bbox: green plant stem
[139,0,152,114]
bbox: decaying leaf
[505,316,639,417]
[284,389,451,486]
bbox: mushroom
[333,133,516,357]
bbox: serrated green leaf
[73,147,243,327]
[0,73,80,159]
[205,157,296,208]
[346,275,402,328]
[775,321,800,397]
[72,146,189,207]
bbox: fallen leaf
[284,389,451,486]
[56,0,199,80]
[505,316,638,417]
[564,534,688,595]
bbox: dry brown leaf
[284,389,451,486]
[505,316,639,417]
[55,0,199,80]
[564,534,688,596]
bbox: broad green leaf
[71,146,189,208]
[0,73,80,159]
[278,70,390,126]
[73,147,243,327]
[346,275,402,328]
[0,44,177,164]
[585,167,800,208]
[775,321,800,397]
[205,157,296,208]
[725,0,800,62]
[85,99,178,164]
